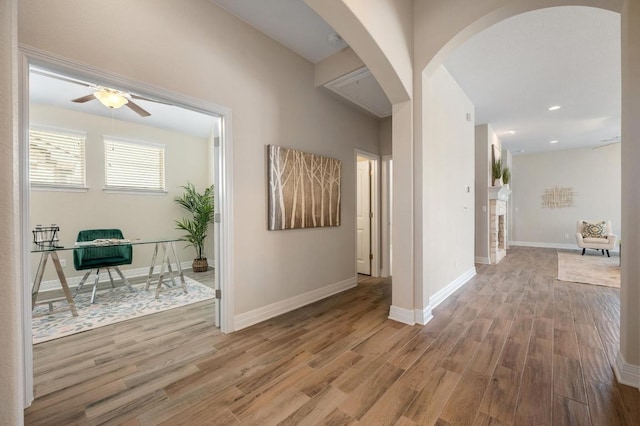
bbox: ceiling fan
[71,87,151,117]
[31,68,159,118]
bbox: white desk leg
[51,251,78,317]
[169,241,187,294]
[155,243,169,299]
[145,242,160,291]
[32,252,49,310]
[164,247,179,288]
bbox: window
[104,137,166,192]
[29,126,86,189]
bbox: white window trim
[29,124,88,191]
[103,135,167,194]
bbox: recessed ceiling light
[507,129,517,134]
[548,105,561,111]
[550,140,559,144]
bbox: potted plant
[492,158,503,186]
[174,182,214,272]
[502,166,511,188]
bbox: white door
[356,158,371,275]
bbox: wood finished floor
[25,247,640,425]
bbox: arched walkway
[309,0,639,388]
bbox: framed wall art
[268,145,341,230]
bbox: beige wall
[19,0,380,317]
[29,104,210,282]
[422,65,475,305]
[511,145,621,246]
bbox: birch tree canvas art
[268,145,341,230]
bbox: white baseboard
[414,306,432,326]
[38,261,193,292]
[234,276,357,331]
[475,256,491,265]
[429,266,476,310]
[614,352,640,389]
[510,240,620,253]
[388,305,416,325]
[391,267,476,327]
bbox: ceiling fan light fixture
[94,89,129,109]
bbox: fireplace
[488,186,511,264]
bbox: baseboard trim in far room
[615,352,640,389]
[234,276,357,331]
[510,240,620,253]
[475,256,491,265]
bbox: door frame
[19,46,236,406]
[355,149,380,277]
[381,154,392,277]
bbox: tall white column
[389,99,416,324]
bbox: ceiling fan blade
[125,100,151,117]
[71,94,97,103]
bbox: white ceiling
[209,0,347,63]
[208,2,620,154]
[444,6,620,154]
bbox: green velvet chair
[73,229,134,303]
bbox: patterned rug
[557,251,620,288]
[32,277,215,344]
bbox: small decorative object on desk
[32,224,61,248]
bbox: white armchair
[575,220,617,257]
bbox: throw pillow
[582,221,607,238]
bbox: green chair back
[73,229,133,271]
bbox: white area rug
[557,251,620,288]
[32,277,215,344]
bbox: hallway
[25,247,639,425]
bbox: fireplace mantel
[488,185,511,201]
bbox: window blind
[29,127,86,188]
[104,137,166,191]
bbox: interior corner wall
[379,116,392,155]
[422,65,475,306]
[18,0,380,319]
[511,144,621,247]
[29,104,210,283]
[474,124,490,261]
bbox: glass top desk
[31,238,188,317]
